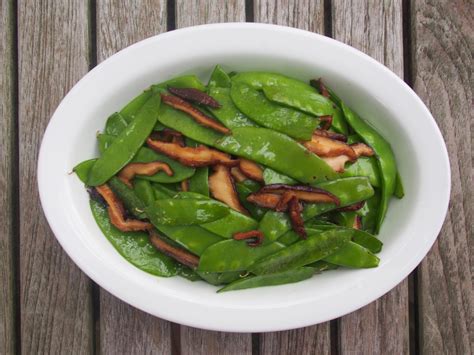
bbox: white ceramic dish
[38,23,450,332]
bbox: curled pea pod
[340,102,397,233]
[90,200,178,276]
[73,159,96,184]
[145,198,230,226]
[108,177,148,219]
[230,82,319,140]
[259,177,374,242]
[87,93,161,186]
[250,229,353,275]
[208,87,257,129]
[197,240,285,273]
[217,267,314,293]
[208,65,232,88]
[324,241,379,268]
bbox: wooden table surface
[1,0,472,354]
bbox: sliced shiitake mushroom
[288,196,306,239]
[336,200,366,212]
[351,143,374,157]
[321,155,352,173]
[209,165,249,215]
[246,192,281,209]
[147,138,238,167]
[95,184,152,232]
[233,230,265,247]
[319,115,333,130]
[230,167,248,182]
[239,159,264,182]
[149,230,199,268]
[303,134,357,160]
[313,129,347,142]
[118,161,173,187]
[161,93,230,134]
[260,184,340,206]
[168,87,221,108]
[310,78,330,98]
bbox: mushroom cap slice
[260,184,340,206]
[209,164,249,215]
[239,159,264,182]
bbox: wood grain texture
[0,0,15,353]
[332,1,409,354]
[253,1,330,353]
[96,1,172,354]
[175,1,251,352]
[18,1,93,354]
[411,0,473,353]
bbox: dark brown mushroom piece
[118,161,173,187]
[230,167,248,182]
[310,78,330,98]
[353,215,362,230]
[303,134,358,160]
[95,184,153,232]
[233,230,265,247]
[149,230,199,269]
[168,87,221,108]
[209,165,249,215]
[260,184,340,206]
[288,196,306,239]
[319,115,333,130]
[246,192,281,209]
[313,129,347,142]
[147,138,238,167]
[239,159,264,182]
[161,93,230,135]
[336,200,366,212]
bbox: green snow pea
[73,159,96,184]
[146,198,229,226]
[343,157,381,187]
[151,182,177,199]
[359,189,380,234]
[120,89,154,123]
[208,87,257,128]
[340,102,397,233]
[90,200,177,276]
[262,168,297,185]
[87,93,161,186]
[217,267,314,293]
[108,177,147,219]
[250,229,353,275]
[153,74,206,91]
[188,168,210,197]
[97,134,115,154]
[230,82,319,140]
[235,182,266,221]
[208,65,231,88]
[332,211,358,228]
[394,172,404,198]
[197,239,285,272]
[105,112,128,136]
[133,179,156,206]
[198,271,242,286]
[259,177,374,241]
[307,260,339,272]
[201,209,258,239]
[216,127,338,183]
[324,242,379,268]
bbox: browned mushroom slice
[351,143,374,157]
[95,184,153,232]
[288,196,306,239]
[246,192,281,209]
[118,161,174,187]
[149,230,199,268]
[321,155,352,173]
[336,200,366,212]
[319,115,333,130]
[230,167,248,182]
[209,165,249,215]
[313,129,347,142]
[168,87,221,108]
[260,184,340,206]
[147,138,238,167]
[239,159,264,182]
[310,78,330,98]
[233,230,265,247]
[302,134,357,160]
[161,93,230,135]
[160,128,186,147]
[275,191,294,212]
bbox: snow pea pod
[343,157,380,187]
[73,158,96,184]
[105,112,128,136]
[198,271,242,286]
[108,177,147,219]
[153,74,206,91]
[324,241,379,268]
[87,93,161,186]
[307,260,339,272]
[259,177,374,241]
[394,172,404,198]
[217,267,314,293]
[188,168,210,197]
[216,127,338,183]
[262,168,297,185]
[120,89,154,123]
[250,229,353,275]
[359,190,380,234]
[97,133,115,155]
[340,102,397,233]
[151,182,176,199]
[90,200,177,276]
[230,82,319,140]
[235,182,266,221]
[146,199,229,226]
[208,65,231,88]
[197,239,285,272]
[208,87,257,128]
[133,179,156,206]
[201,210,258,239]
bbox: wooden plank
[18,1,94,354]
[0,0,15,353]
[331,1,409,354]
[174,1,250,352]
[411,1,473,354]
[253,1,331,353]
[95,1,172,354]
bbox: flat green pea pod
[87,93,161,186]
[146,198,229,226]
[120,89,154,123]
[263,168,297,185]
[151,182,177,199]
[324,241,379,268]
[108,177,147,219]
[250,229,353,275]
[188,168,210,197]
[217,267,314,293]
[90,200,177,276]
[259,177,374,241]
[340,102,397,233]
[197,271,242,286]
[197,240,285,273]
[105,112,128,136]
[73,159,96,184]
[343,157,380,187]
[230,82,319,140]
[208,65,231,88]
[394,172,404,198]
[97,133,115,154]
[359,190,380,234]
[208,87,257,129]
[153,74,206,91]
[216,127,337,183]
[133,179,156,206]
[307,260,339,272]
[200,209,258,238]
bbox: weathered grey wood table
[1,1,472,354]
